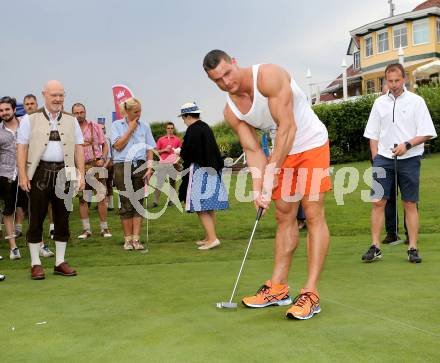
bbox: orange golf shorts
[272,141,332,200]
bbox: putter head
[216,302,238,309]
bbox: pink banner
[112,84,134,120]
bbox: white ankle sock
[29,243,41,266]
[81,219,91,231]
[124,235,132,243]
[55,241,67,266]
[15,224,22,232]
[108,197,114,208]
[100,221,108,230]
[49,223,54,232]
[132,234,140,242]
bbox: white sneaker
[198,239,221,250]
[195,240,206,246]
[123,241,134,250]
[0,274,5,281]
[100,229,112,238]
[10,248,21,260]
[78,230,92,239]
[39,244,55,258]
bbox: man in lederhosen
[17,80,85,280]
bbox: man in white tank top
[204,50,331,320]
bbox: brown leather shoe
[54,262,77,276]
[31,265,45,280]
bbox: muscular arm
[224,106,267,195]
[258,64,297,169]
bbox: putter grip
[256,207,264,221]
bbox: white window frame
[365,36,373,57]
[377,30,390,53]
[393,24,408,49]
[366,80,376,94]
[378,77,385,93]
[412,19,430,46]
[353,52,360,69]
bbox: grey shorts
[371,155,421,202]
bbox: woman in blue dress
[177,102,229,250]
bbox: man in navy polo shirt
[362,63,437,263]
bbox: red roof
[319,93,339,102]
[413,0,440,11]
[325,65,361,90]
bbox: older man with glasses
[17,80,85,280]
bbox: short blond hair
[119,97,141,117]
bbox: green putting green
[1,155,439,362]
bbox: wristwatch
[404,142,412,150]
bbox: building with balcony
[322,0,440,100]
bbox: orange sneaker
[286,289,321,320]
[242,280,292,308]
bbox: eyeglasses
[167,127,174,130]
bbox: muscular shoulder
[257,64,291,97]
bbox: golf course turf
[1,155,439,362]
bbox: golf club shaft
[228,207,264,303]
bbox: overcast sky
[2,0,421,131]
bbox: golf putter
[391,143,403,245]
[216,207,264,309]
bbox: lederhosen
[27,124,71,243]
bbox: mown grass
[1,154,439,362]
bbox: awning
[413,60,440,79]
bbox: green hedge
[313,95,376,163]
[414,85,440,153]
[211,121,242,158]
[150,120,242,158]
[313,85,440,163]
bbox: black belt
[38,161,65,170]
